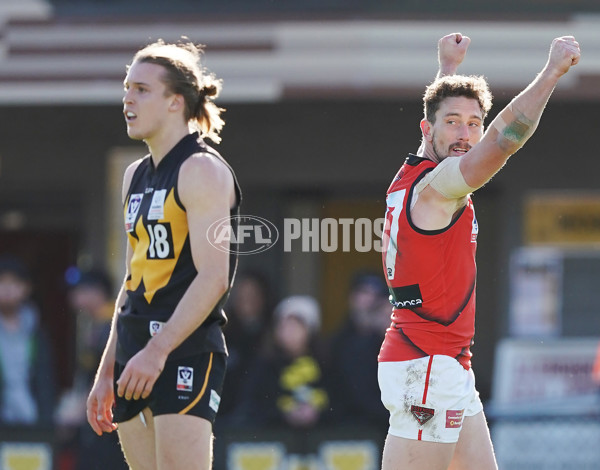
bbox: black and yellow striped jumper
[116,132,241,366]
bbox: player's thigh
[381,433,455,470]
[448,411,497,470]
[154,414,213,470]
[117,407,157,470]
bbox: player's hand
[546,36,580,77]
[86,376,118,436]
[116,343,167,401]
[438,32,471,75]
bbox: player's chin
[126,127,145,141]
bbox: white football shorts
[378,355,483,443]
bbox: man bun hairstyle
[423,75,493,124]
[132,38,225,143]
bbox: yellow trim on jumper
[178,352,214,415]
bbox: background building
[1,1,600,468]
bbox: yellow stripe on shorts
[178,352,213,415]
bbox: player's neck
[146,123,190,167]
[420,142,442,164]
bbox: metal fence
[492,415,600,470]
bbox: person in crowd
[219,269,272,421]
[233,295,330,430]
[0,254,55,427]
[592,341,600,386]
[56,269,127,470]
[328,272,390,430]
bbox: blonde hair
[131,38,225,143]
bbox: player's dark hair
[131,38,225,143]
[423,75,493,124]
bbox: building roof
[1,2,599,104]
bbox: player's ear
[168,93,184,113]
[420,119,433,142]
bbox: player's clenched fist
[438,32,471,71]
[547,36,580,76]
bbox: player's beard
[429,131,446,164]
[432,132,471,163]
[418,131,444,164]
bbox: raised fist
[547,36,581,76]
[438,32,471,72]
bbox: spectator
[328,272,390,430]
[56,268,127,470]
[233,295,330,429]
[592,341,600,386]
[0,254,55,427]
[219,270,272,421]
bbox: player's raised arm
[437,32,471,78]
[459,36,580,190]
[417,33,471,158]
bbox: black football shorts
[113,351,226,425]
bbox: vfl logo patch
[149,321,164,337]
[125,193,143,232]
[411,405,435,426]
[177,367,194,392]
[446,409,464,429]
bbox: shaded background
[1,0,600,468]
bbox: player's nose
[457,123,470,140]
[123,89,134,104]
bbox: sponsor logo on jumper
[177,366,194,392]
[446,409,464,428]
[411,405,435,426]
[390,284,423,309]
[148,189,167,220]
[390,298,423,308]
[149,321,164,337]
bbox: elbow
[214,268,230,297]
[496,137,521,157]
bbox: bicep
[121,160,141,204]
[459,128,514,189]
[186,198,231,277]
[180,157,234,279]
[124,236,133,276]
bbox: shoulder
[178,152,234,206]
[389,157,433,194]
[124,157,146,180]
[122,158,145,202]
[399,156,435,179]
[181,152,233,188]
